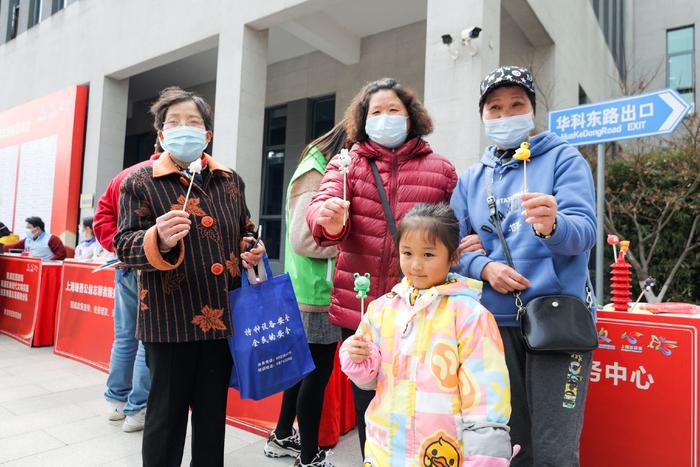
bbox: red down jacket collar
[352,137,433,162]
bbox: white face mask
[483,112,535,148]
[365,115,408,148]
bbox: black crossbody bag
[486,189,598,353]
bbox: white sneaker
[122,409,146,433]
[107,400,126,421]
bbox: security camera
[461,26,482,42]
[441,34,453,45]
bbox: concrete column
[0,0,10,43]
[81,76,129,217]
[423,0,501,174]
[212,24,268,222]
[17,0,29,35]
[40,0,52,21]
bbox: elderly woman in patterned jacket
[114,86,264,467]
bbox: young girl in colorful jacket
[340,203,517,466]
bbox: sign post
[548,89,692,302]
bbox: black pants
[342,328,375,459]
[142,339,232,467]
[274,342,337,464]
[500,327,593,467]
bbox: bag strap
[369,159,398,247]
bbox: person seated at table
[0,222,19,245]
[3,216,66,261]
[74,217,107,261]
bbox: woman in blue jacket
[451,66,596,467]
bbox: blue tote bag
[228,255,315,400]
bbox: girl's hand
[240,238,265,269]
[317,197,349,236]
[481,262,530,294]
[521,193,558,237]
[458,234,486,255]
[347,335,370,364]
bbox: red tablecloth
[0,255,62,346]
[581,310,700,466]
[54,260,116,369]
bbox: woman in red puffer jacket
[306,77,457,458]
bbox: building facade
[0,0,622,270]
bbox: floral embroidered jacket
[340,274,514,466]
[114,152,253,343]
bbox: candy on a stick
[182,158,203,213]
[338,149,351,225]
[353,272,370,317]
[631,277,656,313]
[607,234,620,262]
[513,142,531,193]
[619,240,630,261]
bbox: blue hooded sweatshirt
[451,131,596,327]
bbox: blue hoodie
[451,131,596,327]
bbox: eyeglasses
[162,119,206,130]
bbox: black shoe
[293,449,335,467]
[263,428,301,458]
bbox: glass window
[668,53,693,89]
[260,106,287,260]
[311,96,335,139]
[668,27,693,54]
[261,220,282,260]
[8,0,19,40]
[52,0,65,14]
[262,150,284,216]
[667,26,695,105]
[29,0,41,27]
[267,107,287,146]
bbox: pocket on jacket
[512,257,563,303]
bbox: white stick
[523,161,528,193]
[612,245,618,262]
[361,296,365,318]
[182,178,195,212]
[343,173,347,226]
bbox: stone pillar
[40,0,52,21]
[0,0,10,44]
[212,24,268,222]
[81,76,129,217]
[423,0,501,174]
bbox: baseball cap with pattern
[479,65,535,109]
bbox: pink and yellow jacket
[340,274,515,466]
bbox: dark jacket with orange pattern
[114,153,253,343]
[306,138,457,331]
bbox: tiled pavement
[0,335,360,466]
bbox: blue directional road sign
[549,89,692,146]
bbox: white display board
[14,135,58,233]
[0,145,19,230]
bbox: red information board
[0,255,42,345]
[0,85,87,253]
[581,311,698,466]
[54,260,116,371]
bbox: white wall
[265,21,426,123]
[630,0,699,107]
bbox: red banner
[0,85,87,252]
[581,311,698,466]
[54,261,116,370]
[0,255,42,345]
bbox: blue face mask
[483,112,535,149]
[160,126,209,163]
[365,115,408,149]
